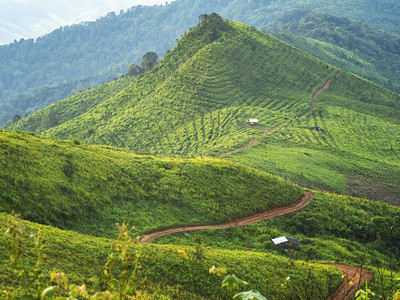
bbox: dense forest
[1,0,399,126]
[264,9,400,93]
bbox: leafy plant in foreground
[210,265,267,300]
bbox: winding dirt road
[140,188,373,299]
[141,72,373,297]
[139,192,312,243]
[326,264,374,300]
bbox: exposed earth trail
[140,71,372,298]
[139,191,312,243]
[325,263,374,300]
[140,188,372,299]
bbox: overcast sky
[0,0,173,45]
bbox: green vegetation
[3,11,400,299]
[225,71,400,202]
[11,15,400,201]
[10,15,338,157]
[264,9,400,93]
[0,213,342,299]
[0,129,302,238]
[156,191,400,296]
[2,0,398,127]
[6,75,135,132]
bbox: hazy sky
[0,0,173,45]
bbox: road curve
[139,190,374,299]
[139,192,312,243]
[325,263,374,300]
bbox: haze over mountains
[0,0,169,45]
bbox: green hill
[11,14,339,155]
[2,0,399,126]
[0,129,302,238]
[11,14,400,202]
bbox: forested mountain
[264,9,400,93]
[11,15,400,203]
[1,0,399,126]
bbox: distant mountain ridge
[264,9,400,93]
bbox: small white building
[249,119,259,125]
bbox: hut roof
[271,236,300,245]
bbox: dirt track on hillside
[325,263,374,300]
[139,192,312,243]
[140,190,373,299]
[219,71,342,158]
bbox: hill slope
[1,0,399,126]
[0,129,302,238]
[11,14,339,155]
[11,15,400,202]
[0,213,342,299]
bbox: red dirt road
[310,71,342,112]
[139,192,312,243]
[325,264,374,300]
[139,190,374,299]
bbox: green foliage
[226,69,400,201]
[10,17,400,201]
[156,191,400,270]
[12,17,337,158]
[222,275,249,292]
[0,213,343,299]
[264,9,400,93]
[1,0,398,126]
[0,129,302,238]
[9,75,134,133]
[103,221,141,299]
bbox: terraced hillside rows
[227,70,400,202]
[10,14,338,157]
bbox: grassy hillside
[0,129,303,238]
[264,9,400,93]
[0,213,342,299]
[1,73,135,129]
[10,15,400,202]
[157,191,400,296]
[11,14,338,157]
[226,71,400,203]
[157,191,400,261]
